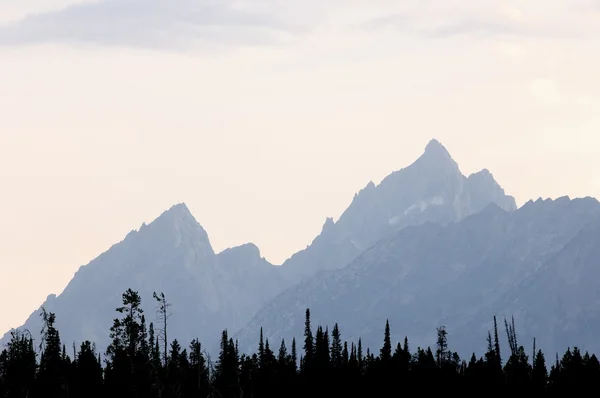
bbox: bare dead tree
[153,291,172,367]
[504,315,518,357]
[39,307,50,354]
[532,337,536,367]
[203,348,222,398]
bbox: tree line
[1,288,597,397]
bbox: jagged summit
[424,138,452,158]
[425,138,447,152]
[151,202,203,232]
[322,217,335,231]
[123,202,205,245]
[161,202,194,219]
[279,137,516,283]
[412,138,457,172]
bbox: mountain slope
[0,203,284,355]
[280,139,517,281]
[453,206,600,356]
[235,197,600,358]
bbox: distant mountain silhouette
[279,138,516,281]
[0,203,286,355]
[0,139,518,356]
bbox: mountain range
[235,195,600,357]
[279,139,516,282]
[4,139,596,360]
[0,204,287,355]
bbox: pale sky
[1,0,600,335]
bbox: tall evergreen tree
[303,309,314,367]
[331,323,342,368]
[278,339,288,366]
[258,327,265,368]
[36,309,65,398]
[532,349,548,390]
[493,316,502,365]
[380,320,392,363]
[2,330,37,398]
[436,326,449,368]
[357,338,364,372]
[291,337,298,371]
[213,330,239,398]
[73,341,103,398]
[104,288,145,397]
[342,342,349,367]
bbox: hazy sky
[1,0,600,334]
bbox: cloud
[420,19,526,38]
[0,0,301,51]
[356,2,529,39]
[360,13,412,32]
[356,1,600,41]
[1,0,599,52]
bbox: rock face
[235,197,600,359]
[280,139,517,282]
[0,203,285,355]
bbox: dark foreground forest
[1,289,597,397]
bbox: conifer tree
[278,339,288,366]
[72,341,103,398]
[37,309,64,398]
[258,327,265,368]
[493,316,502,365]
[532,349,548,390]
[331,323,342,368]
[214,330,239,398]
[357,338,364,372]
[2,330,36,398]
[436,326,448,368]
[104,289,145,396]
[291,337,298,371]
[303,309,314,367]
[380,320,392,362]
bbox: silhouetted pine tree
[104,288,145,397]
[1,330,37,398]
[380,320,392,363]
[36,309,65,398]
[213,331,239,398]
[531,349,548,391]
[331,323,342,369]
[303,309,314,369]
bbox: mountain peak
[154,202,197,225]
[411,138,457,172]
[141,202,213,249]
[424,139,451,158]
[167,202,192,215]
